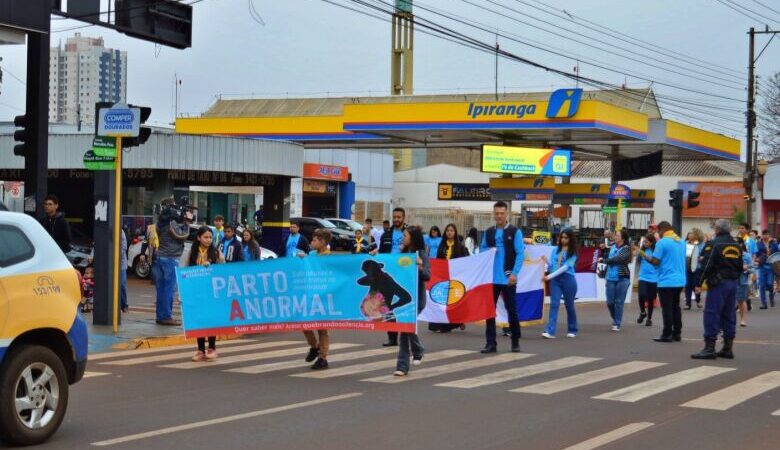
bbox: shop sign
[438,183,491,201]
[303,163,349,182]
[481,145,571,176]
[678,182,744,218]
[603,206,618,214]
[97,104,140,138]
[609,184,631,200]
[303,179,337,194]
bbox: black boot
[691,338,717,360]
[717,338,734,359]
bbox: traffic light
[687,190,701,209]
[669,189,683,209]
[13,114,29,157]
[121,106,152,148]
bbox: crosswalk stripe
[511,361,667,395]
[99,341,300,366]
[362,353,535,384]
[560,422,654,450]
[435,356,600,389]
[161,343,362,369]
[90,339,256,361]
[83,371,111,378]
[681,371,780,411]
[593,366,736,403]
[226,348,398,375]
[292,349,474,379]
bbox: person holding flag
[372,207,407,347]
[480,201,525,354]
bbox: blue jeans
[396,332,424,373]
[606,278,630,327]
[120,267,128,310]
[153,257,179,321]
[758,267,775,307]
[545,273,578,336]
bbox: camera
[158,197,195,224]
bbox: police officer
[692,219,743,360]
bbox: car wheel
[133,257,150,279]
[0,345,69,446]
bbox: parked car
[327,218,362,235]
[0,210,87,445]
[65,243,92,273]
[291,217,353,250]
[127,224,278,278]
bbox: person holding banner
[189,226,225,362]
[372,207,408,347]
[601,229,631,332]
[299,228,334,370]
[428,224,469,333]
[541,229,579,339]
[394,226,429,377]
[281,221,310,257]
[480,201,525,354]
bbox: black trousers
[638,281,657,319]
[486,284,521,345]
[197,336,216,352]
[658,287,683,338]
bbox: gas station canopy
[176,88,741,162]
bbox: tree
[759,71,780,160]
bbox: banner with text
[176,254,419,338]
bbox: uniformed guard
[692,219,743,360]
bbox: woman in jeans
[394,226,430,376]
[541,229,579,339]
[601,229,632,331]
[636,234,658,327]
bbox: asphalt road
[22,301,780,450]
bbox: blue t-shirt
[549,246,576,277]
[480,226,525,284]
[654,233,686,288]
[391,229,404,254]
[740,252,752,286]
[427,236,443,258]
[757,240,780,268]
[746,237,758,257]
[639,248,658,283]
[605,245,625,282]
[285,234,301,257]
[242,244,252,262]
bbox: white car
[127,225,277,278]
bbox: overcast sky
[1,0,779,155]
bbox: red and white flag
[419,249,496,324]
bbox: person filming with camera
[152,197,193,326]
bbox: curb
[111,334,245,350]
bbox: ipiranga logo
[467,102,538,119]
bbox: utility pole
[391,1,413,95]
[494,37,499,101]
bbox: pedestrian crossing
[86,339,780,417]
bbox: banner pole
[112,138,122,334]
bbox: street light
[757,159,769,176]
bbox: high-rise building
[48,33,127,126]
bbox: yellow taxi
[0,209,87,445]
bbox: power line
[747,0,780,17]
[724,0,780,23]
[713,0,771,24]
[0,65,26,86]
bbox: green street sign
[83,150,116,170]
[92,136,117,157]
[603,206,618,214]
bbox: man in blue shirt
[372,207,407,347]
[756,229,779,309]
[281,222,310,257]
[648,221,687,343]
[480,201,525,354]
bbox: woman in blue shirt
[636,234,658,327]
[542,229,579,338]
[600,229,632,331]
[241,229,261,261]
[737,238,753,327]
[426,226,443,258]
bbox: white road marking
[161,343,361,369]
[293,350,474,379]
[362,353,534,383]
[435,356,600,389]
[83,371,111,378]
[560,422,654,450]
[594,366,735,403]
[511,361,667,395]
[90,392,363,446]
[89,339,256,361]
[681,371,780,411]
[226,348,397,375]
[99,341,299,366]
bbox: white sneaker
[393,370,407,377]
[566,333,577,338]
[611,325,621,332]
[412,357,422,366]
[541,332,555,339]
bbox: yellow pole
[112,138,122,334]
[616,198,623,231]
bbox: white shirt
[370,227,384,245]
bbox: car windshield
[319,219,338,228]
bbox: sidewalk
[86,277,186,354]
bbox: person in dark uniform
[691,219,743,360]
